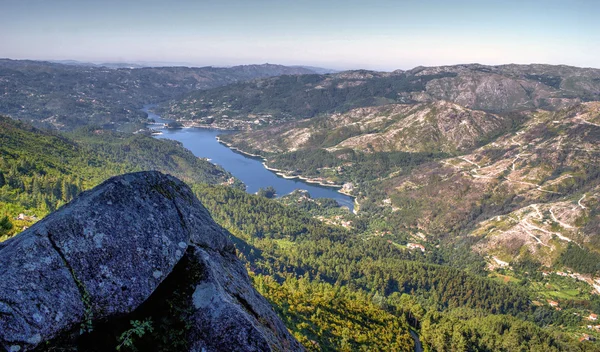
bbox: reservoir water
[145,107,355,210]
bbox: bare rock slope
[223,101,509,154]
[0,171,301,352]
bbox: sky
[0,0,598,71]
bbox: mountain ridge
[217,100,600,287]
[0,59,317,130]
[158,63,600,129]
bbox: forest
[0,116,235,239]
[192,184,596,350]
[1,116,599,350]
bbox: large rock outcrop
[0,171,302,351]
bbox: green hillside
[0,116,237,239]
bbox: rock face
[223,101,509,154]
[0,171,302,352]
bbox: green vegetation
[161,71,458,122]
[266,148,448,184]
[278,190,350,218]
[116,319,154,351]
[257,186,277,198]
[0,116,235,239]
[0,216,12,237]
[559,244,600,275]
[0,59,314,130]
[192,184,591,350]
[421,309,593,352]
[253,274,415,351]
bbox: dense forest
[1,115,599,350]
[192,184,596,350]
[0,116,236,239]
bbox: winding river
[144,107,355,210]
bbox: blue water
[144,107,354,210]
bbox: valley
[189,67,600,346]
[0,60,317,130]
[1,59,600,351]
[147,112,356,209]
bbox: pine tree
[31,178,41,196]
[61,178,70,202]
[0,216,13,236]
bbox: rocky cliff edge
[0,171,302,352]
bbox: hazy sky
[0,0,598,70]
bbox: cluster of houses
[341,183,354,194]
[315,215,352,229]
[222,177,236,186]
[582,313,600,341]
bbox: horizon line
[1,56,599,72]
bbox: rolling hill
[0,59,316,130]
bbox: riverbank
[217,137,359,195]
[260,162,343,188]
[146,107,356,210]
[144,105,236,131]
[216,136,264,158]
[352,197,360,215]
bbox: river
[144,107,355,210]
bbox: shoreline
[154,124,234,131]
[261,162,344,188]
[352,197,360,215]
[145,111,358,209]
[216,137,358,197]
[216,136,264,158]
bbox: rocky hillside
[0,171,301,351]
[160,64,600,128]
[376,102,600,266]
[220,96,600,288]
[408,63,600,111]
[222,101,514,154]
[0,59,315,130]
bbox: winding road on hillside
[410,330,423,352]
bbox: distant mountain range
[159,63,600,127]
[49,60,338,72]
[0,59,319,129]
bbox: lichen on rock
[0,171,301,352]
